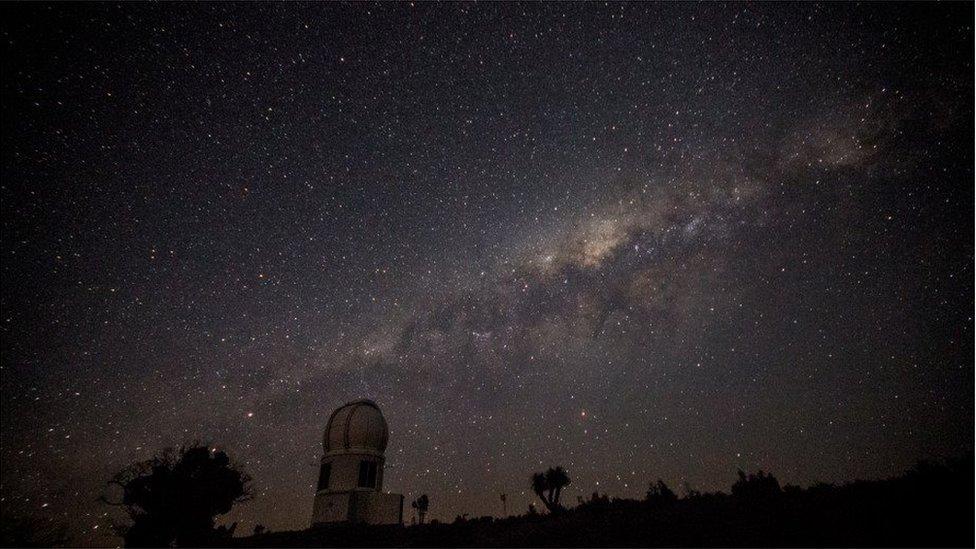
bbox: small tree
[103,444,251,547]
[646,479,678,506]
[682,481,701,499]
[411,494,430,525]
[531,472,548,508]
[731,470,781,501]
[578,491,610,512]
[530,466,571,512]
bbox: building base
[311,490,403,525]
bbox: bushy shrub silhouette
[104,444,251,547]
[731,469,781,501]
[645,479,678,506]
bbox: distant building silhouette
[311,399,404,526]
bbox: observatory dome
[323,399,389,456]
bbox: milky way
[1,3,972,545]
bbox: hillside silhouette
[223,456,972,547]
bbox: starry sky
[1,2,973,545]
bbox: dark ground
[225,458,973,547]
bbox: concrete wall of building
[322,453,385,491]
[311,490,403,526]
[311,491,351,524]
[351,492,403,525]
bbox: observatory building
[311,399,404,526]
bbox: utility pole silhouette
[500,493,507,516]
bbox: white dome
[324,399,389,456]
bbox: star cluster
[1,3,972,544]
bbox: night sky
[1,2,973,545]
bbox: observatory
[311,399,404,525]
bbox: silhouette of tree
[530,466,571,512]
[645,479,677,506]
[549,467,571,506]
[213,522,237,541]
[531,473,547,507]
[731,469,781,501]
[102,444,251,547]
[575,491,610,513]
[411,494,430,525]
